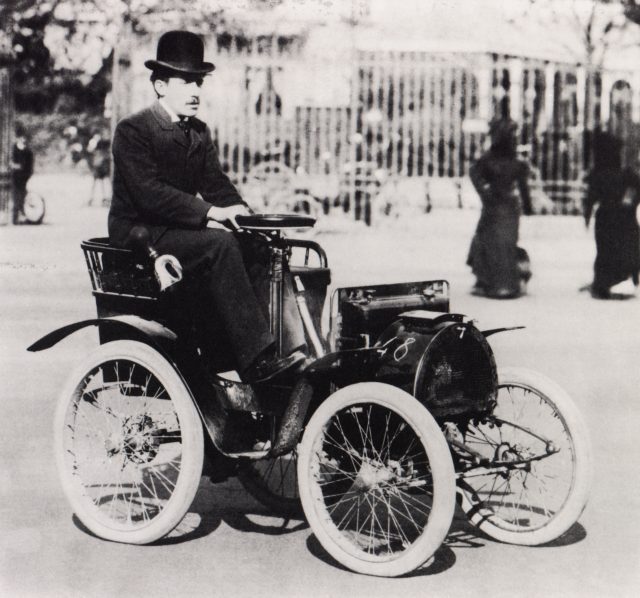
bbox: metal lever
[293,275,325,358]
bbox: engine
[374,313,497,419]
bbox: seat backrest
[82,238,159,300]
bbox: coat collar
[150,101,203,152]
[150,101,175,131]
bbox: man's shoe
[241,350,306,384]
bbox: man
[11,124,34,224]
[109,30,304,382]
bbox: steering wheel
[236,214,316,230]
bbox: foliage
[5,1,247,113]
[521,0,630,68]
[3,1,112,113]
[13,112,109,173]
[623,0,640,23]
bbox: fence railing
[111,27,640,223]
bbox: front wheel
[54,340,204,544]
[458,367,591,545]
[298,383,456,577]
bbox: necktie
[177,116,190,137]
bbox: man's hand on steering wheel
[206,203,252,230]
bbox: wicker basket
[81,238,159,299]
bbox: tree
[521,0,629,69]
[0,0,43,224]
[623,0,640,23]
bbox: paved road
[1,174,639,597]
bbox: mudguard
[27,315,177,354]
[481,325,525,337]
[27,315,242,455]
[27,315,289,457]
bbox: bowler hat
[145,30,215,74]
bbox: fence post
[576,65,586,135]
[0,15,14,226]
[508,58,523,121]
[600,72,613,126]
[544,64,555,129]
[632,70,640,123]
[111,18,134,142]
[476,57,491,123]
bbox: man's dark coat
[108,102,277,371]
[109,101,243,247]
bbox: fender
[27,315,234,456]
[27,315,178,354]
[481,325,525,337]
[304,347,383,385]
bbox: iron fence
[112,26,640,222]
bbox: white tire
[298,382,456,577]
[458,367,592,545]
[54,340,204,544]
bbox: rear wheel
[238,449,301,516]
[298,383,455,577]
[54,341,204,544]
[458,367,591,545]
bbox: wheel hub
[495,443,520,462]
[353,458,401,492]
[104,414,160,464]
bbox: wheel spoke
[62,356,190,530]
[332,415,364,468]
[461,380,578,534]
[382,491,424,535]
[305,395,448,567]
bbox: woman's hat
[489,117,517,141]
[145,30,215,74]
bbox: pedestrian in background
[11,123,34,224]
[584,130,640,299]
[467,117,532,299]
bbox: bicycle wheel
[458,367,591,545]
[22,191,45,224]
[238,449,302,516]
[298,383,456,577]
[54,340,204,544]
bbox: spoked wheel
[238,449,302,516]
[22,191,45,224]
[298,383,456,577]
[457,367,591,545]
[54,341,204,544]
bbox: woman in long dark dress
[467,118,532,298]
[584,131,640,298]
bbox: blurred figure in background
[467,117,532,299]
[87,133,111,206]
[584,130,640,299]
[11,123,34,224]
